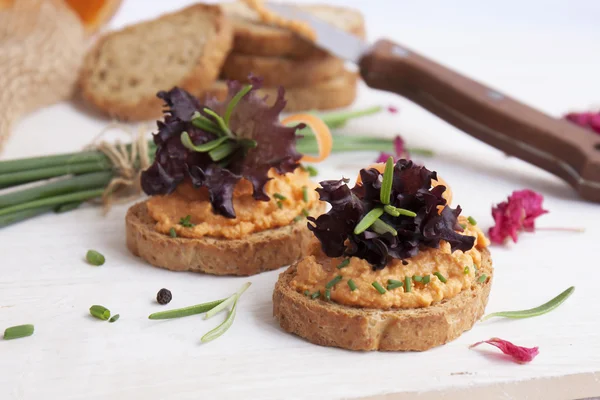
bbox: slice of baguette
[222,2,365,58]
[79,4,233,121]
[273,248,493,351]
[221,52,345,87]
[126,201,326,276]
[204,70,357,112]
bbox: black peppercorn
[156,288,172,305]
[402,260,409,266]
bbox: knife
[266,3,600,202]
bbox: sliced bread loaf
[221,52,345,87]
[79,4,233,121]
[204,70,357,112]
[222,2,365,58]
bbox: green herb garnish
[148,299,227,320]
[304,290,310,296]
[201,296,239,343]
[3,324,34,340]
[301,208,309,217]
[169,228,177,238]
[180,132,230,153]
[354,207,384,235]
[468,216,477,225]
[179,215,194,228]
[478,274,488,283]
[311,291,321,299]
[325,275,343,289]
[277,201,283,209]
[89,305,111,321]
[86,250,105,266]
[293,215,303,222]
[413,275,423,282]
[109,314,120,323]
[383,205,416,217]
[380,156,394,205]
[302,186,309,203]
[347,279,357,291]
[224,84,253,127]
[205,282,251,319]
[404,276,412,292]
[337,259,350,269]
[273,193,287,201]
[460,223,467,229]
[371,219,398,236]
[422,275,431,284]
[324,288,331,301]
[434,272,447,283]
[387,279,404,290]
[372,282,386,294]
[203,108,234,138]
[482,286,575,321]
[305,165,318,177]
[463,266,470,275]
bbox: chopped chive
[347,279,357,291]
[354,207,384,235]
[203,108,234,137]
[89,305,110,321]
[380,156,394,205]
[383,204,400,217]
[224,84,252,127]
[208,141,238,162]
[387,280,404,290]
[302,186,309,203]
[337,259,350,269]
[464,266,470,274]
[306,165,318,177]
[468,216,477,225]
[109,314,120,323]
[372,281,386,294]
[148,298,226,320]
[325,275,343,289]
[473,264,478,274]
[180,132,229,152]
[460,223,467,229]
[86,250,105,266]
[325,288,331,301]
[273,193,287,201]
[404,276,412,292]
[434,272,447,283]
[301,208,309,217]
[179,215,195,228]
[276,201,283,209]
[371,219,398,236]
[311,291,321,299]
[304,290,310,296]
[3,324,34,340]
[413,275,423,282]
[293,215,303,222]
[478,274,488,283]
[169,228,177,238]
[422,275,431,284]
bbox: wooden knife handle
[359,39,600,201]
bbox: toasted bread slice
[79,4,233,121]
[273,248,493,351]
[221,52,345,87]
[205,70,357,111]
[126,201,327,276]
[222,2,365,58]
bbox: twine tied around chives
[88,123,151,212]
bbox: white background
[1,1,600,399]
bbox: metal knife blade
[265,2,368,63]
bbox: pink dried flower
[387,105,399,114]
[393,136,405,157]
[489,189,548,244]
[375,135,410,163]
[564,111,600,134]
[376,152,395,163]
[470,338,539,364]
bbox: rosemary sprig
[482,286,575,321]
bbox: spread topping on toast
[308,158,477,269]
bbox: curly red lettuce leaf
[141,79,302,218]
[308,159,475,269]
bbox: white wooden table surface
[2,1,600,399]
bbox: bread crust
[80,4,233,121]
[126,201,326,276]
[223,3,366,59]
[221,52,345,87]
[273,248,493,351]
[204,71,357,112]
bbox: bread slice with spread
[126,78,329,276]
[273,159,492,350]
